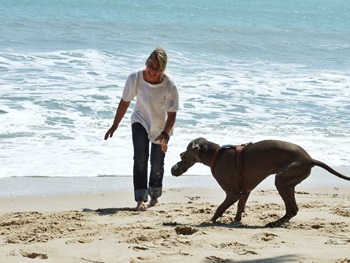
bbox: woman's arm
[104,99,131,140]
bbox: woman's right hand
[104,125,118,140]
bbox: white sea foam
[1,49,349,180]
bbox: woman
[104,47,179,211]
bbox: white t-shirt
[122,69,179,143]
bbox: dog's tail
[313,159,350,181]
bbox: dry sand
[0,186,349,263]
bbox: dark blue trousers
[132,122,165,202]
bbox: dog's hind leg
[266,166,311,228]
[266,185,297,228]
[211,193,239,223]
[234,192,251,223]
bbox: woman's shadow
[82,207,135,215]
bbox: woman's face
[144,59,163,84]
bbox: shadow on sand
[202,255,298,263]
[82,207,135,215]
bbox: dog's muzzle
[171,161,190,176]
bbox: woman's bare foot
[149,198,160,207]
[136,201,148,211]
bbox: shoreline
[0,185,349,213]
[0,186,349,262]
[1,165,350,198]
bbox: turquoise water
[1,0,350,187]
[2,0,349,67]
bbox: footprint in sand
[253,232,279,242]
[20,250,48,259]
[175,226,198,235]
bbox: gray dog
[171,137,350,227]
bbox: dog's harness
[210,143,253,195]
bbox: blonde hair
[146,47,168,72]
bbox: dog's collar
[210,148,221,175]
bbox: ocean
[1,0,350,196]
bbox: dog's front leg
[234,192,251,223]
[211,193,239,222]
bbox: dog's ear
[191,142,201,160]
[192,142,200,150]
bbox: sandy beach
[0,185,349,263]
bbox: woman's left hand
[155,133,168,153]
[160,139,168,153]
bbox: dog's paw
[265,220,289,228]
